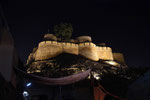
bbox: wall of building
[33,41,113,62]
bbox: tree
[54,23,73,41]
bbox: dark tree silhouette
[54,23,73,41]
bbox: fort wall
[97,47,113,60]
[35,41,63,60]
[61,42,78,55]
[113,53,126,64]
[79,43,99,61]
[34,41,114,61]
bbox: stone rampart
[113,53,126,64]
[62,42,79,55]
[78,42,98,61]
[35,41,63,60]
[97,47,113,60]
[34,41,113,61]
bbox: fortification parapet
[98,47,103,50]
[89,43,96,47]
[79,43,85,47]
[79,45,99,61]
[38,41,46,47]
[78,42,96,47]
[106,47,111,50]
[77,42,98,61]
[85,42,90,46]
[102,47,107,50]
[57,42,61,45]
[35,41,63,61]
[62,42,79,55]
[51,41,57,44]
[34,40,114,61]
[97,46,113,60]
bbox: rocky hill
[25,53,149,98]
[26,53,121,77]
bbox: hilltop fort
[27,34,126,67]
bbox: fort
[27,34,125,65]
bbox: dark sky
[1,0,150,66]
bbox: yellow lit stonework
[34,41,113,61]
[113,53,126,65]
[26,35,126,66]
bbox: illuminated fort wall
[32,41,114,62]
[113,53,126,64]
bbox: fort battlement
[26,35,127,66]
[34,41,113,61]
[39,41,97,47]
[38,41,112,50]
[97,47,111,50]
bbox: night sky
[1,0,150,66]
